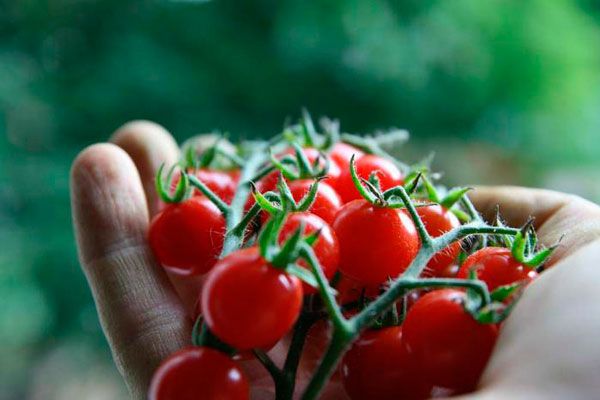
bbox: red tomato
[149,196,225,276]
[149,347,249,400]
[201,247,303,350]
[336,154,403,203]
[287,179,342,225]
[278,212,339,294]
[329,142,364,173]
[402,289,498,393]
[341,326,431,400]
[258,147,342,193]
[457,247,538,292]
[417,204,462,277]
[228,169,241,184]
[195,169,237,203]
[171,169,237,204]
[333,199,420,285]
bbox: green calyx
[511,218,558,269]
[251,175,321,216]
[348,154,388,207]
[254,202,322,291]
[268,142,331,182]
[182,133,244,170]
[155,164,190,203]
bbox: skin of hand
[71,121,600,400]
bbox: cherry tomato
[333,199,420,285]
[341,326,431,400]
[417,204,461,277]
[149,347,249,400]
[287,179,342,225]
[149,196,225,276]
[457,247,539,292]
[336,154,403,203]
[278,212,339,294]
[258,147,342,193]
[195,169,237,203]
[329,142,364,173]
[201,247,303,350]
[171,169,237,204]
[228,168,241,184]
[402,289,498,393]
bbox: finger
[111,120,180,216]
[71,143,190,399]
[469,186,600,265]
[110,121,207,314]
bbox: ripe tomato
[194,169,237,203]
[333,199,420,285]
[417,204,461,277]
[149,196,225,276]
[258,147,342,193]
[278,212,339,294]
[336,154,403,203]
[287,179,342,225]
[201,247,303,350]
[457,247,538,292]
[341,326,431,400]
[402,289,498,393]
[149,347,249,400]
[170,169,237,204]
[329,142,364,174]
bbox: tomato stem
[382,185,433,247]
[300,244,350,334]
[253,349,284,381]
[187,173,230,215]
[221,151,268,256]
[301,328,352,400]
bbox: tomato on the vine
[278,212,339,294]
[336,154,403,203]
[457,247,538,292]
[341,326,432,400]
[402,289,498,393]
[149,196,225,276]
[149,347,249,400]
[333,199,420,285]
[417,204,462,277]
[288,179,342,225]
[201,247,303,350]
[329,142,364,174]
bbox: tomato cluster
[145,117,552,400]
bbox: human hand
[71,121,600,399]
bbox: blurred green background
[1,1,600,398]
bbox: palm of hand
[71,122,600,400]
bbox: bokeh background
[1,1,600,398]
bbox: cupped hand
[71,122,600,399]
